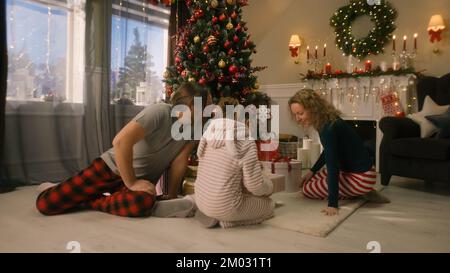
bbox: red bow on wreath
[429,29,443,43]
[271,156,292,174]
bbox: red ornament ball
[231,11,238,20]
[195,9,204,18]
[219,14,227,21]
[229,65,238,74]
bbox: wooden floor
[1,177,450,253]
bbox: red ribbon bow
[429,29,443,43]
[271,156,292,174]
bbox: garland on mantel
[301,67,418,81]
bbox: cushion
[426,108,450,139]
[408,96,450,138]
[390,138,450,161]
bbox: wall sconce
[428,14,446,54]
[289,34,301,64]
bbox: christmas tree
[163,0,266,104]
[114,28,150,103]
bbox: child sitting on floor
[194,95,276,228]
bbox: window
[6,0,85,103]
[111,0,170,106]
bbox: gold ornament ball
[211,0,219,8]
[227,0,236,5]
[163,71,170,79]
[194,36,201,43]
[188,77,196,82]
[226,22,234,30]
[253,83,260,90]
[218,60,226,68]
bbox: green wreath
[330,0,397,59]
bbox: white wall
[244,0,450,85]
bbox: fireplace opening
[345,120,377,166]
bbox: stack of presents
[182,134,323,195]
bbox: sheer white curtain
[2,0,86,185]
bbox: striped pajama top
[195,119,273,218]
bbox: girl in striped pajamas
[194,118,275,228]
[289,89,388,216]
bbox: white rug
[265,189,380,237]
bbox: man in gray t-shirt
[101,103,189,183]
[36,82,209,218]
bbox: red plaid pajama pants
[302,167,377,200]
[36,158,155,217]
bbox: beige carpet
[265,189,381,237]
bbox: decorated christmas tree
[163,0,266,104]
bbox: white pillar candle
[297,148,310,169]
[303,139,313,150]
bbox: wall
[243,0,450,85]
[243,0,450,137]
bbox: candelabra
[391,51,401,71]
[399,49,417,70]
[307,57,324,74]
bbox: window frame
[6,0,85,104]
[110,0,170,106]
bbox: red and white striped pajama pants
[302,167,377,200]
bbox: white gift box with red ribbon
[261,157,302,193]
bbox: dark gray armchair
[379,74,450,186]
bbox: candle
[365,60,372,72]
[323,44,327,57]
[307,46,310,60]
[414,33,418,51]
[403,35,407,52]
[392,35,396,51]
[315,46,318,59]
[325,63,332,74]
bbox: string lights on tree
[163,0,266,103]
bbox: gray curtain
[1,0,167,187]
[83,0,114,161]
[0,0,9,190]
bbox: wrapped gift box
[261,159,302,193]
[267,173,285,193]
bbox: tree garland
[330,0,397,59]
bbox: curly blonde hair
[288,89,341,131]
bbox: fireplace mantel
[262,74,419,172]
